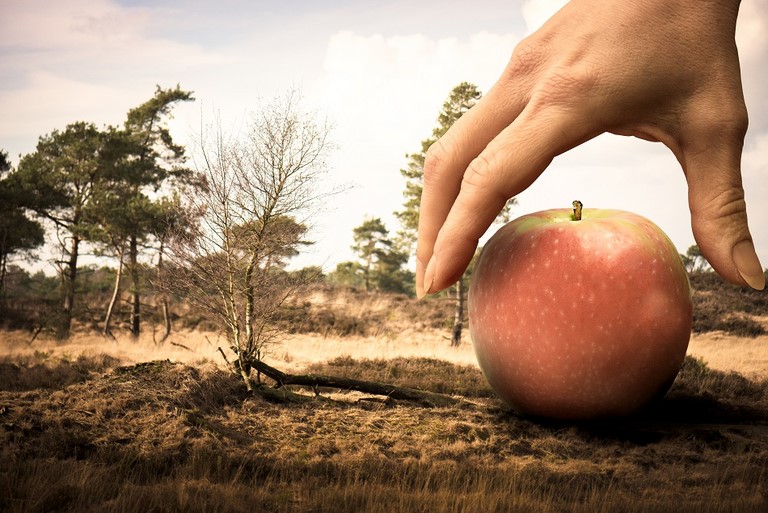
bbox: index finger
[422,101,601,296]
[415,89,525,297]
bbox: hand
[416,0,765,296]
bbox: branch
[249,359,461,408]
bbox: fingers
[420,103,597,296]
[683,119,765,290]
[415,88,527,297]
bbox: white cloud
[294,30,519,268]
[737,0,768,135]
[0,71,129,137]
[0,0,234,157]
[521,0,568,33]
[0,0,147,49]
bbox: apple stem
[572,200,583,221]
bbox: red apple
[468,203,692,420]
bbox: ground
[1,322,767,512]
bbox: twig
[217,346,232,367]
[27,325,44,346]
[170,341,193,352]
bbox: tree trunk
[244,257,256,354]
[103,245,125,339]
[0,249,7,317]
[0,249,7,302]
[129,233,140,339]
[363,251,372,291]
[156,237,172,343]
[451,276,464,347]
[57,235,80,340]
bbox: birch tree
[166,93,333,390]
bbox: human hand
[416,0,765,296]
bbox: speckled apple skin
[468,208,692,420]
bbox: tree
[165,93,334,390]
[352,217,392,291]
[347,217,415,294]
[374,245,414,295]
[151,194,198,342]
[119,85,195,339]
[13,123,111,338]
[395,82,516,346]
[0,151,45,303]
[326,261,366,289]
[681,245,710,273]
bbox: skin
[416,0,765,298]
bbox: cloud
[0,0,147,49]
[0,0,232,157]
[0,71,128,138]
[737,0,768,135]
[296,30,519,267]
[521,0,568,33]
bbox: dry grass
[0,353,767,513]
[690,272,768,337]
[688,327,768,380]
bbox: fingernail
[733,240,765,290]
[421,255,437,298]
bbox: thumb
[684,137,764,290]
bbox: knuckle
[463,153,495,189]
[503,37,544,81]
[462,152,510,206]
[423,138,452,186]
[710,186,747,222]
[693,182,748,229]
[688,98,749,144]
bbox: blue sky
[1,0,767,273]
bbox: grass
[1,351,767,513]
[690,272,768,337]
[0,276,766,511]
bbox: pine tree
[14,123,112,338]
[395,82,515,346]
[352,217,392,291]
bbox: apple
[468,202,692,420]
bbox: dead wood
[249,358,461,408]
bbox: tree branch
[249,359,461,408]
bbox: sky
[1,0,767,274]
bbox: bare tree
[165,94,333,390]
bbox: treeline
[1,81,513,369]
[0,86,195,339]
[0,262,325,336]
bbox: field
[1,279,768,512]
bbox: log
[249,359,460,408]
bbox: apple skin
[468,208,692,420]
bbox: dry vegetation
[1,273,768,512]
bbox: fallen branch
[170,341,193,352]
[249,359,460,408]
